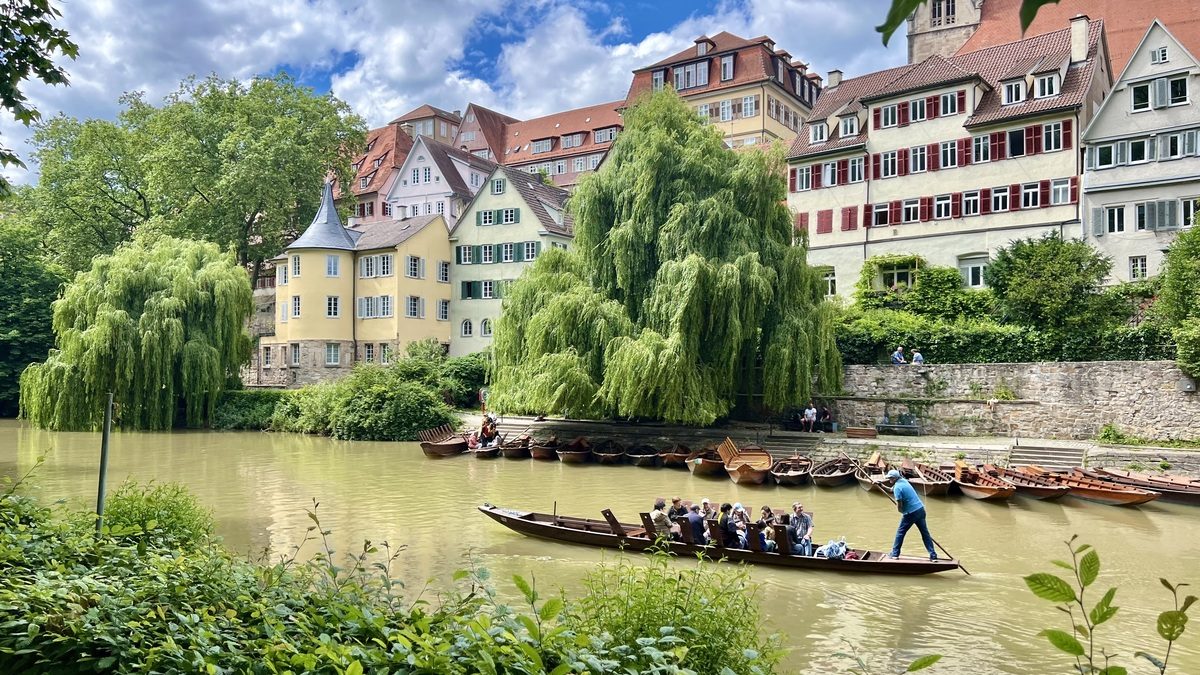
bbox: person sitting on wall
[911,348,925,365]
[802,402,818,432]
[819,406,833,432]
[891,346,907,364]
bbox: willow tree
[489,91,841,425]
[19,236,252,430]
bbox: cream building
[1083,20,1200,282]
[448,166,573,356]
[249,183,453,386]
[787,16,1111,297]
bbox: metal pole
[95,392,113,535]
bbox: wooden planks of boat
[472,444,501,458]
[478,504,964,575]
[1018,466,1160,506]
[855,452,891,491]
[499,434,531,459]
[558,437,593,464]
[902,458,953,497]
[626,444,660,467]
[686,446,727,478]
[1076,468,1200,506]
[717,438,772,485]
[530,437,559,460]
[659,444,691,468]
[952,461,1015,501]
[592,439,627,465]
[770,455,813,486]
[812,457,857,487]
[981,464,1070,500]
[418,424,468,457]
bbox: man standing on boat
[885,469,938,561]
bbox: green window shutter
[473,245,482,263]
[476,211,482,226]
[514,208,521,223]
[534,241,542,255]
[495,281,503,299]
[514,242,524,262]
[472,281,482,299]
[493,244,503,262]
[455,246,462,264]
[462,281,472,299]
[493,209,503,225]
[1091,208,1104,237]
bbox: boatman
[884,469,938,561]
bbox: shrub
[101,480,214,548]
[901,266,994,321]
[1174,318,1200,378]
[212,389,287,429]
[439,351,488,408]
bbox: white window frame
[1183,196,1200,228]
[502,208,517,224]
[810,122,827,144]
[481,210,494,226]
[721,55,734,81]
[880,105,897,128]
[405,296,420,319]
[277,264,288,286]
[1051,178,1070,205]
[1169,76,1189,106]
[461,320,473,337]
[481,245,493,264]
[437,299,450,321]
[291,255,301,277]
[959,255,988,288]
[325,254,339,277]
[909,98,926,122]
[290,343,300,366]
[1035,74,1059,98]
[364,343,374,363]
[972,135,990,163]
[840,116,858,137]
[531,139,552,154]
[481,318,493,337]
[1043,122,1063,152]
[902,199,920,223]
[940,91,959,115]
[461,246,473,264]
[1021,183,1039,209]
[491,178,505,195]
[482,281,494,299]
[940,141,957,169]
[910,145,926,174]
[1129,256,1148,280]
[719,99,732,122]
[822,162,836,186]
[795,165,812,191]
[1003,81,1024,105]
[652,70,664,91]
[1131,83,1151,112]
[406,255,420,278]
[991,186,1009,212]
[291,295,301,318]
[822,270,836,297]
[1106,205,1125,233]
[849,157,864,183]
[325,343,340,366]
[963,191,980,216]
[1128,138,1150,164]
[326,295,340,318]
[524,242,538,261]
[262,346,272,368]
[1096,144,1116,168]
[437,261,450,283]
[594,127,617,143]
[742,95,756,118]
[873,204,890,226]
[881,151,898,178]
[934,195,952,220]
[1151,47,1169,64]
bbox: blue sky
[3,0,905,184]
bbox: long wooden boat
[472,445,501,459]
[659,444,691,468]
[770,455,813,486]
[479,504,963,575]
[529,437,559,461]
[812,457,857,487]
[855,452,890,491]
[499,434,530,459]
[982,464,1070,500]
[717,438,772,485]
[902,458,953,497]
[592,439,626,465]
[1018,466,1160,506]
[686,447,727,478]
[952,461,1015,501]
[558,437,592,464]
[626,444,660,467]
[1076,468,1200,505]
[418,424,467,458]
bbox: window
[1163,133,1185,159]
[325,343,340,366]
[410,203,419,217]
[1043,122,1062,152]
[326,296,340,318]
[1129,138,1150,163]
[290,343,300,366]
[795,165,812,191]
[531,139,552,154]
[323,254,339,277]
[1021,183,1039,209]
[524,242,538,260]
[359,176,369,189]
[562,133,582,149]
[959,255,988,288]
[1129,256,1148,280]
[497,243,512,263]
[436,201,445,214]
[502,208,517,224]
[589,154,601,169]
[902,199,920,223]
[672,61,708,89]
[407,255,421,278]
[291,295,301,318]
[481,245,493,264]
[262,347,272,368]
[1184,197,1200,228]
[364,343,374,363]
[1106,206,1125,233]
[380,344,392,364]
[382,202,392,217]
[963,191,980,216]
[1132,83,1151,111]
[461,320,473,337]
[437,261,450,282]
[940,141,957,169]
[1007,129,1025,157]
[1170,77,1188,105]
[909,98,926,122]
[437,299,449,321]
[809,122,827,143]
[482,281,494,299]
[880,105,898,128]
[849,157,864,183]
[1152,46,1169,64]
[405,296,422,318]
[460,246,473,264]
[277,264,288,285]
[873,204,890,226]
[935,195,952,219]
[910,145,927,173]
[491,178,505,194]
[742,96,757,117]
[881,151,898,178]
[554,160,565,174]
[822,162,836,186]
[291,255,301,277]
[991,186,1009,212]
[940,91,959,115]
[481,210,494,226]
[1136,202,1153,230]
[652,70,664,91]
[721,55,734,81]
[594,127,618,143]
[1096,144,1116,168]
[1035,74,1059,98]
[1003,81,1024,105]
[881,264,913,288]
[574,157,586,172]
[481,318,493,337]
[972,135,990,163]
[1051,178,1070,205]
[424,203,432,215]
[719,99,732,122]
[422,167,431,183]
[822,271,836,297]
[840,116,858,137]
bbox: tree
[0,219,64,416]
[489,91,841,425]
[0,0,78,195]
[1157,226,1200,325]
[19,236,253,431]
[984,232,1117,332]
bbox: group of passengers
[648,497,814,555]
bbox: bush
[102,480,214,548]
[212,389,287,429]
[439,351,488,408]
[1174,318,1200,378]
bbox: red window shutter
[957,90,966,113]
[1024,126,1036,155]
[898,148,909,176]
[873,108,881,129]
[849,205,858,230]
[839,206,850,231]
[1008,184,1020,211]
[872,153,881,178]
[1039,179,1051,207]
[951,192,962,218]
[1063,118,1074,149]
[837,159,848,185]
[789,168,797,192]
[927,95,939,118]
[889,200,901,224]
[799,212,809,231]
[1069,175,1079,203]
[899,104,909,127]
[981,188,992,214]
[864,203,874,225]
[958,138,970,166]
[817,209,834,234]
[928,143,940,171]
[812,164,822,189]
[921,196,933,222]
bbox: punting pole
[95,392,114,535]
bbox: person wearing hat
[649,498,673,540]
[667,497,687,522]
[884,469,937,561]
[700,498,716,521]
[686,504,707,544]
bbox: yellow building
[251,182,453,386]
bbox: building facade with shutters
[384,135,497,231]
[448,166,573,356]
[1082,20,1200,282]
[787,16,1110,298]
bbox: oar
[841,452,970,575]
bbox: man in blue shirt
[885,469,937,560]
[890,346,907,364]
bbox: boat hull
[558,450,592,464]
[1019,468,1161,506]
[771,471,811,486]
[627,453,660,467]
[593,452,626,465]
[1083,469,1200,505]
[421,439,467,457]
[472,447,501,459]
[688,458,726,477]
[530,446,558,460]
[814,471,855,487]
[500,446,531,459]
[728,465,770,485]
[955,482,1015,501]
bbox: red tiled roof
[391,103,462,125]
[334,122,413,199]
[501,100,623,166]
[787,64,914,158]
[453,103,520,159]
[416,136,498,197]
[639,31,761,71]
[957,0,1200,75]
[861,55,975,102]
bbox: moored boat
[478,503,963,575]
[686,446,727,478]
[952,461,1015,501]
[769,455,813,486]
[1082,468,1200,505]
[499,434,531,459]
[812,457,856,487]
[558,437,593,464]
[472,444,501,459]
[982,464,1070,500]
[592,439,627,465]
[418,424,467,458]
[855,452,890,491]
[902,459,953,497]
[659,444,691,468]
[1018,466,1160,506]
[717,438,772,485]
[626,444,660,467]
[530,437,559,460]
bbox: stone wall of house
[242,339,354,388]
[833,361,1198,441]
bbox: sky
[1,0,905,185]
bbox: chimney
[453,109,461,118]
[400,122,415,138]
[1070,14,1090,63]
[827,69,843,87]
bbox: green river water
[1,419,1196,674]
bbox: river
[1,418,1196,674]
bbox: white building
[384,135,498,230]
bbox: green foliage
[901,266,994,321]
[102,480,214,548]
[491,91,841,424]
[1173,319,1200,378]
[1157,225,1200,326]
[1096,423,1200,448]
[19,236,253,431]
[0,219,65,416]
[853,253,926,310]
[213,389,289,430]
[878,0,1065,47]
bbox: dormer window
[1003,81,1025,105]
[840,116,858,137]
[810,122,828,144]
[673,61,709,89]
[359,176,369,189]
[721,55,734,81]
[697,42,709,56]
[652,70,664,91]
[561,133,583,149]
[1151,46,1169,64]
[531,139,552,154]
[1035,74,1059,98]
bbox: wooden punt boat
[626,444,660,467]
[769,455,813,486]
[558,437,593,464]
[659,444,691,468]
[686,447,727,478]
[592,439,626,465]
[472,444,501,459]
[479,503,963,575]
[952,461,1015,501]
[855,452,891,491]
[499,434,530,459]
[418,424,467,458]
[717,438,772,485]
[1018,466,1160,506]
[981,465,1070,500]
[529,437,559,461]
[1076,468,1200,506]
[902,458,953,497]
[812,457,857,487]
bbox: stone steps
[1008,444,1088,471]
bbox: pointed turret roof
[287,182,357,251]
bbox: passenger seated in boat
[787,502,814,556]
[757,506,779,552]
[649,498,675,540]
[700,498,717,521]
[687,504,707,544]
[668,497,687,521]
[732,503,751,529]
[479,419,499,447]
[718,503,744,548]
